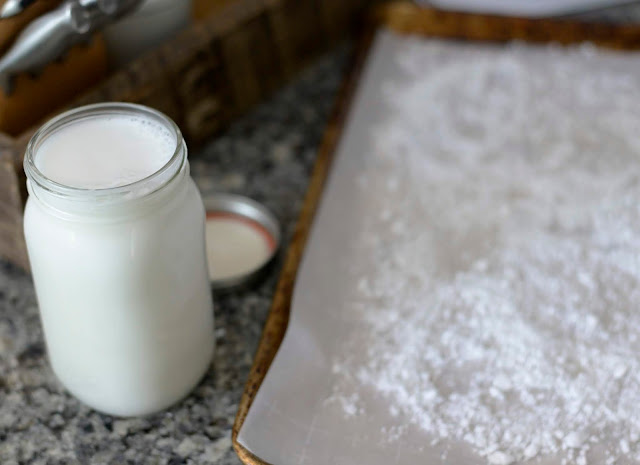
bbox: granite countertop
[0,49,348,465]
[1,6,639,465]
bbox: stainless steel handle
[0,0,145,94]
[1,0,37,19]
[0,1,93,93]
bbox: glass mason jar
[23,103,214,417]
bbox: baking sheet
[237,30,640,465]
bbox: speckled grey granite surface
[2,6,640,464]
[0,49,348,465]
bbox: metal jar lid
[203,194,281,291]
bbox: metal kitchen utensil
[1,0,37,19]
[0,2,90,93]
[0,0,144,94]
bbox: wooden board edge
[231,26,377,465]
[374,1,640,48]
[230,3,640,464]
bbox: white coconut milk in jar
[23,103,214,417]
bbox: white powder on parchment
[329,39,640,464]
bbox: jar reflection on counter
[23,103,214,417]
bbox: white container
[23,103,214,417]
[104,0,193,66]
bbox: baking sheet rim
[230,4,640,464]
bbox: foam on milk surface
[35,116,176,189]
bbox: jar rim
[24,102,185,202]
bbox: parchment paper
[237,31,638,465]
[238,31,481,465]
